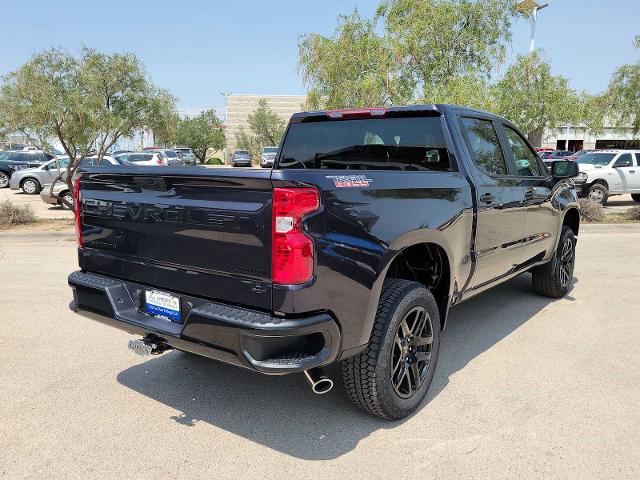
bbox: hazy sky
[1,0,638,111]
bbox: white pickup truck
[573,150,640,205]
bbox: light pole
[516,0,550,52]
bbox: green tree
[492,50,581,144]
[234,99,286,164]
[300,10,402,109]
[0,48,177,208]
[174,109,225,163]
[605,34,640,135]
[247,98,286,146]
[299,0,516,109]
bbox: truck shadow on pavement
[117,274,576,460]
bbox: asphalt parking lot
[1,224,639,479]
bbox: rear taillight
[73,177,83,247]
[272,187,320,285]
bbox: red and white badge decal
[326,175,373,188]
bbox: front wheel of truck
[531,226,576,298]
[342,279,441,420]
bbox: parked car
[540,150,573,160]
[573,150,640,205]
[260,146,278,168]
[0,150,54,188]
[9,156,71,194]
[149,149,184,166]
[68,104,580,420]
[115,152,168,166]
[231,150,252,167]
[565,149,597,161]
[40,181,75,209]
[174,147,197,166]
[534,147,554,153]
[39,156,123,208]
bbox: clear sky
[1,0,638,112]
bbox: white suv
[574,150,640,205]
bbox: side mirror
[551,160,579,179]
[42,164,49,170]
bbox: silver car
[9,157,71,194]
[174,147,197,165]
[260,146,278,168]
[39,155,122,208]
[40,181,74,209]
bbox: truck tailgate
[77,167,273,311]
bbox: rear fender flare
[357,228,456,347]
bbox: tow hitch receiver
[127,337,171,356]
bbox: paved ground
[0,187,73,220]
[1,224,639,479]
[604,194,640,213]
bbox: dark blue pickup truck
[68,105,580,419]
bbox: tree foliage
[234,99,285,162]
[605,34,640,135]
[174,109,225,163]
[299,0,516,109]
[492,50,581,141]
[0,48,177,208]
[247,98,286,146]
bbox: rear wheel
[342,279,441,419]
[21,178,41,194]
[58,190,73,209]
[0,172,9,188]
[632,194,640,203]
[587,183,608,205]
[531,226,576,298]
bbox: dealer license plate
[145,290,181,322]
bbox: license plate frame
[145,289,181,322]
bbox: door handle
[480,193,495,204]
[629,170,635,173]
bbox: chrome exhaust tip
[304,368,334,395]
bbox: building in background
[224,94,307,156]
[542,123,640,151]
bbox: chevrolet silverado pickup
[68,105,580,419]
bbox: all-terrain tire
[342,279,441,420]
[531,226,576,298]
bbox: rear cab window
[459,117,507,175]
[277,115,452,171]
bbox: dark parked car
[231,150,252,167]
[68,105,579,419]
[566,149,597,161]
[540,150,573,159]
[0,150,55,188]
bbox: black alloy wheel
[391,306,434,399]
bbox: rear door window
[278,116,451,171]
[460,117,507,176]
